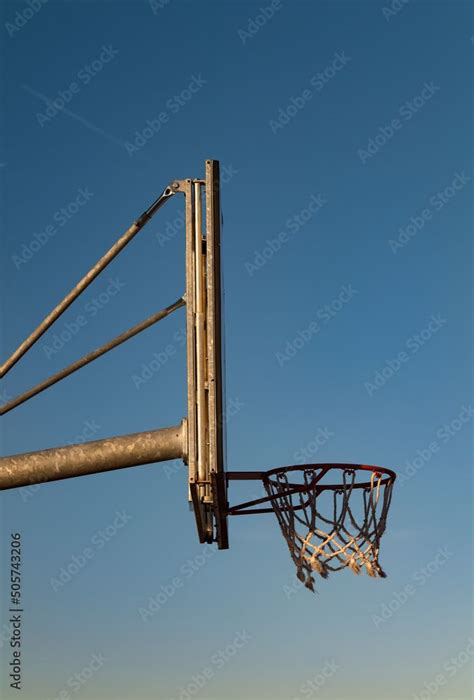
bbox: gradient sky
[0,1,472,699]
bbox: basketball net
[263,467,394,592]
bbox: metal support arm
[0,421,186,490]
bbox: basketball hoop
[226,464,396,592]
[0,158,398,597]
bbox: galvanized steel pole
[0,421,187,490]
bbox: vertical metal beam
[205,160,228,549]
[184,180,198,489]
[194,181,208,489]
[184,173,217,545]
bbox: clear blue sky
[0,1,472,699]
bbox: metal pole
[194,182,207,488]
[184,181,197,486]
[0,297,185,416]
[0,185,177,378]
[0,421,186,490]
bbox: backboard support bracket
[183,161,228,549]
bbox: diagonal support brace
[0,183,178,377]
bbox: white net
[263,467,394,593]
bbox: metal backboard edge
[184,178,206,542]
[205,160,228,549]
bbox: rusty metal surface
[0,422,185,490]
[0,184,177,378]
[225,465,397,515]
[0,298,185,416]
